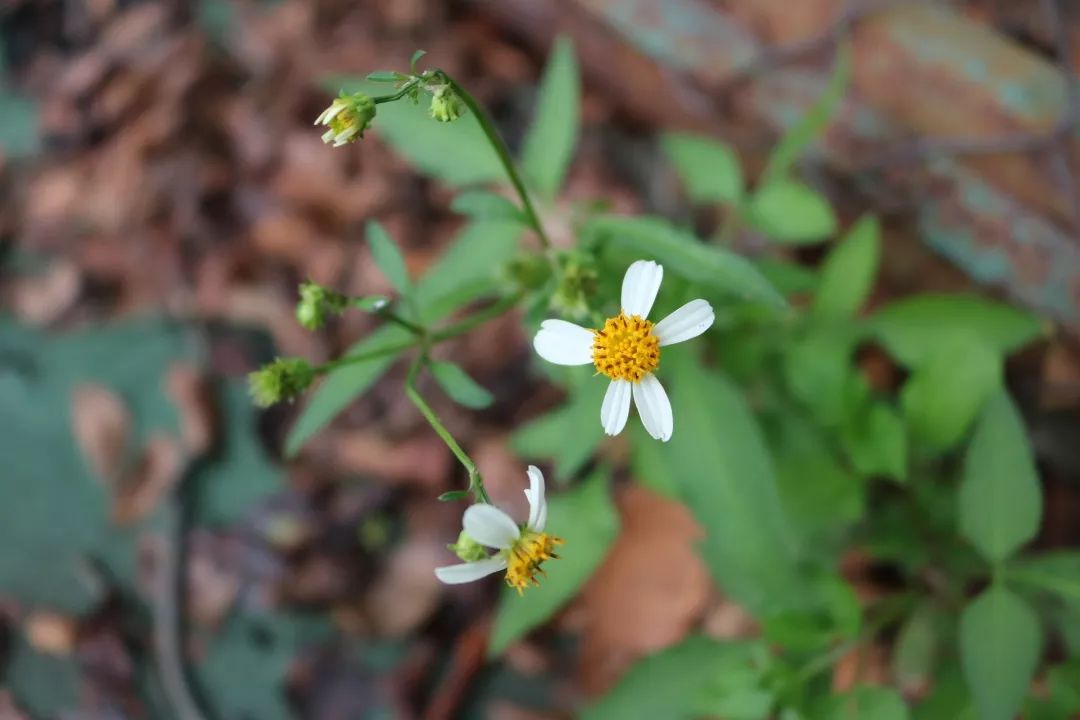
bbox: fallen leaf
[333,431,449,490]
[365,536,444,637]
[577,485,711,696]
[25,612,77,655]
[71,383,132,486]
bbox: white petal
[463,504,521,549]
[621,260,664,318]
[314,102,344,126]
[600,379,632,436]
[525,465,547,531]
[533,319,594,366]
[632,373,674,442]
[653,299,715,346]
[435,556,508,584]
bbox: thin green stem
[443,76,552,251]
[316,341,416,375]
[432,293,523,342]
[373,77,423,104]
[405,355,491,504]
[376,307,426,336]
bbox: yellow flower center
[503,530,563,594]
[329,109,358,136]
[592,313,660,383]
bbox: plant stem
[444,76,553,251]
[316,340,417,375]
[432,292,522,341]
[405,355,491,504]
[376,307,426,336]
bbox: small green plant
[246,38,1071,719]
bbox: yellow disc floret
[503,530,563,594]
[592,313,660,383]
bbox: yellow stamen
[503,531,564,594]
[591,313,660,383]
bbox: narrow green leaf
[429,360,493,409]
[488,469,618,655]
[661,132,744,205]
[586,215,786,308]
[366,221,411,295]
[353,295,390,313]
[754,258,818,296]
[409,49,426,73]
[960,586,1042,720]
[1007,552,1080,603]
[762,41,851,184]
[870,294,1045,367]
[285,326,411,456]
[782,327,857,427]
[512,377,607,482]
[892,603,943,693]
[746,181,837,245]
[629,423,681,499]
[583,637,766,720]
[812,215,880,320]
[365,71,403,83]
[521,35,580,198]
[322,76,504,186]
[450,190,525,224]
[959,390,1042,563]
[901,336,1002,452]
[438,490,470,502]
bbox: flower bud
[248,358,315,408]
[550,252,598,321]
[296,281,348,330]
[315,92,377,147]
[428,85,464,123]
[447,531,489,562]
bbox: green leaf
[745,181,837,245]
[354,295,390,312]
[438,490,470,502]
[762,572,861,652]
[755,258,818,296]
[630,422,680,499]
[450,190,525,223]
[521,35,580,198]
[913,663,978,720]
[870,294,1045,367]
[1026,663,1080,720]
[488,469,618,655]
[661,351,800,615]
[960,585,1042,720]
[583,637,767,720]
[892,603,943,693]
[410,49,426,73]
[366,71,402,83]
[812,215,880,320]
[429,360,493,409]
[782,327,857,427]
[841,400,908,483]
[814,686,909,720]
[512,376,607,482]
[762,41,851,184]
[323,76,504,186]
[0,92,40,158]
[586,215,786,309]
[901,336,1002,452]
[1007,552,1080,603]
[366,221,412,295]
[661,132,744,204]
[285,325,411,456]
[414,220,523,322]
[959,390,1042,563]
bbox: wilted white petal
[463,504,521,549]
[315,102,345,126]
[600,379,632,436]
[533,319,594,365]
[321,129,336,143]
[632,373,674,442]
[435,556,508,584]
[525,465,547,531]
[653,299,715,346]
[621,260,663,318]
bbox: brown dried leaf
[577,485,711,696]
[166,363,216,456]
[112,433,184,525]
[25,612,77,655]
[71,383,132,486]
[365,536,444,637]
[333,431,449,490]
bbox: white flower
[532,260,714,442]
[314,93,376,147]
[435,466,562,593]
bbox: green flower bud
[429,85,464,123]
[448,530,489,562]
[502,253,553,293]
[296,281,349,331]
[550,252,598,321]
[315,92,377,146]
[248,358,315,408]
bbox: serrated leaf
[1007,552,1080,603]
[285,325,411,456]
[661,132,744,205]
[512,376,607,482]
[812,215,880,320]
[746,181,837,245]
[960,586,1042,720]
[521,35,580,198]
[488,469,617,655]
[585,215,786,309]
[583,637,766,720]
[429,360,493,409]
[762,41,851,184]
[450,190,525,223]
[901,336,1002,452]
[322,76,504,186]
[958,390,1042,563]
[366,221,411,295]
[870,294,1045,367]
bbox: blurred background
[1,0,1080,718]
